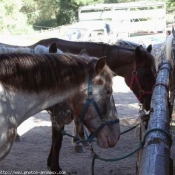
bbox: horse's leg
[77,121,89,147]
[72,119,86,153]
[47,124,64,171]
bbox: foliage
[21,0,39,25]
[0,0,34,34]
[33,19,58,30]
[56,0,104,25]
[21,0,60,27]
[1,0,175,35]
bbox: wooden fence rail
[139,60,172,175]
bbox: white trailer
[78,2,166,37]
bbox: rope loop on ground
[91,127,172,175]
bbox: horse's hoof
[74,143,85,153]
[51,167,62,171]
[47,165,51,170]
[15,135,22,142]
[48,165,62,172]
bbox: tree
[21,0,39,25]
[0,0,33,34]
[21,0,60,29]
[56,0,104,26]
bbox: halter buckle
[87,94,93,99]
[101,118,106,124]
[139,90,144,95]
[132,71,137,76]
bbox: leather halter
[78,71,119,143]
[129,59,152,102]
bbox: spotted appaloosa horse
[46,40,156,149]
[0,43,63,141]
[0,52,120,172]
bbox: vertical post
[140,60,172,175]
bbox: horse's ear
[79,49,89,56]
[172,27,175,38]
[135,46,142,57]
[49,43,57,53]
[95,56,106,73]
[147,44,152,53]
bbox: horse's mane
[0,53,95,93]
[116,39,145,50]
[115,39,155,68]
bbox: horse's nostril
[143,102,150,111]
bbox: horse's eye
[104,88,112,97]
[97,79,103,85]
[106,90,111,95]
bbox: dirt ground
[0,76,174,175]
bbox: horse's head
[69,56,120,149]
[125,45,156,111]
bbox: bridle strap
[129,59,152,101]
[86,120,120,143]
[78,72,120,143]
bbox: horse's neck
[106,47,134,77]
[46,39,105,57]
[53,40,134,76]
[0,87,79,126]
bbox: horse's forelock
[98,65,114,86]
[141,48,156,70]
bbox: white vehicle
[62,21,109,42]
[78,2,166,37]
